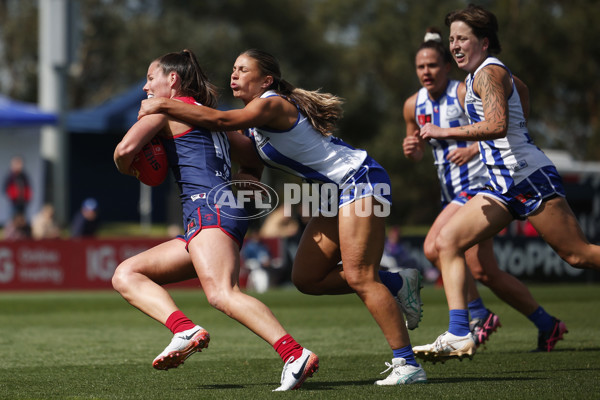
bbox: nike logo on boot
[292,357,309,379]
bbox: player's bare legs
[435,195,512,311]
[112,239,211,370]
[413,195,512,362]
[425,203,485,304]
[189,228,319,391]
[292,203,423,332]
[341,197,411,347]
[293,198,410,348]
[425,200,537,343]
[188,228,287,345]
[466,238,538,316]
[425,203,499,344]
[528,197,600,270]
[112,239,197,324]
[292,197,424,383]
[291,214,348,295]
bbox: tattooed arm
[419,65,511,142]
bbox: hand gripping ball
[131,137,168,186]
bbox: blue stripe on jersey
[466,103,480,123]
[483,140,513,190]
[251,90,367,185]
[212,131,229,159]
[415,81,487,205]
[442,163,454,199]
[466,57,553,190]
[259,141,332,183]
[478,141,500,190]
[494,153,514,189]
[457,142,471,189]
[432,101,441,127]
[439,139,450,177]
[433,102,454,178]
[479,141,492,182]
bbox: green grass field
[0,283,599,400]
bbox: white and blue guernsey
[249,90,368,185]
[415,80,488,205]
[465,57,553,192]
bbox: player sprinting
[113,49,317,391]
[414,4,600,362]
[403,28,566,358]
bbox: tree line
[1,0,598,225]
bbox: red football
[131,137,168,186]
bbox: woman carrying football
[113,50,317,391]
[138,48,427,386]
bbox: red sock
[165,310,196,334]
[274,334,303,363]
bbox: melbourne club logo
[207,180,279,220]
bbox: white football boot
[152,325,210,370]
[395,268,423,330]
[375,357,427,385]
[413,331,476,363]
[273,348,319,391]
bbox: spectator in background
[241,230,273,293]
[3,212,32,240]
[3,155,32,217]
[259,205,309,286]
[71,198,100,238]
[381,225,420,272]
[31,204,61,240]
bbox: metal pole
[38,0,69,225]
[139,182,152,233]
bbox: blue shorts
[338,156,393,208]
[181,202,248,249]
[478,165,566,219]
[446,188,480,208]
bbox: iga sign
[86,245,118,281]
[0,238,199,290]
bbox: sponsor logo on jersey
[186,220,196,234]
[417,114,432,125]
[446,105,461,118]
[191,193,207,201]
[511,160,528,172]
